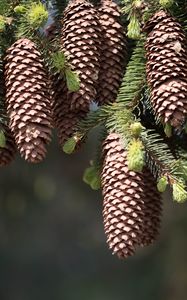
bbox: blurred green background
[0,134,187,300]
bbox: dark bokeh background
[0,134,187,300]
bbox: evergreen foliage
[1,0,187,258]
[116,39,146,107]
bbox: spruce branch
[140,128,187,201]
[64,102,135,153]
[106,106,135,146]
[172,148,187,182]
[76,105,113,140]
[140,129,175,178]
[75,102,136,144]
[116,39,146,109]
[62,105,109,154]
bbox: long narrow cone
[96,0,127,105]
[61,0,101,112]
[52,75,86,149]
[101,133,162,258]
[5,38,52,163]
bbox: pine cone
[61,0,101,112]
[96,0,127,105]
[0,122,16,167]
[144,10,187,128]
[52,76,86,148]
[5,38,52,163]
[101,133,162,258]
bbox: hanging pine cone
[61,0,101,112]
[101,133,162,258]
[144,10,187,128]
[0,122,16,167]
[4,38,52,163]
[52,76,85,148]
[96,0,127,105]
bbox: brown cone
[5,38,52,163]
[144,10,187,128]
[61,0,101,112]
[101,133,162,258]
[52,75,86,148]
[96,0,127,105]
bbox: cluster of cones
[0,2,186,259]
[53,0,127,148]
[100,9,187,259]
[0,0,127,166]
